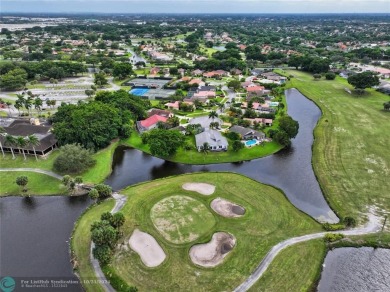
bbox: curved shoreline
[0,168,63,180]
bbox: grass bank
[74,172,321,291]
[280,70,390,226]
[0,171,65,196]
[123,132,283,165]
[71,199,115,292]
[249,239,327,292]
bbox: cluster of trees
[288,55,331,74]
[54,144,96,174]
[141,129,184,157]
[91,212,125,266]
[51,90,149,151]
[88,184,113,201]
[62,175,83,195]
[347,71,380,91]
[269,115,299,147]
[194,58,246,71]
[0,61,86,83]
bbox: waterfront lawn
[282,70,390,225]
[103,173,321,291]
[71,199,115,292]
[124,132,283,164]
[250,239,326,292]
[0,171,65,196]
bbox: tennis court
[130,88,150,96]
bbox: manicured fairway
[88,173,321,291]
[0,171,64,196]
[250,239,326,292]
[281,70,390,226]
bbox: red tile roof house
[136,114,168,133]
[191,69,204,76]
[246,85,265,97]
[193,90,216,98]
[147,109,173,118]
[150,67,161,75]
[188,79,205,87]
[165,101,180,110]
[203,70,229,78]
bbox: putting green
[150,195,216,244]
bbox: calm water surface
[318,247,390,292]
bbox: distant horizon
[1,0,389,14]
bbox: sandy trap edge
[189,232,236,267]
[182,182,216,196]
[129,229,166,267]
[211,197,246,218]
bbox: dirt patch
[182,183,216,195]
[128,229,166,267]
[210,197,246,218]
[189,232,236,267]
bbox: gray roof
[230,125,265,138]
[195,129,228,149]
[189,116,222,129]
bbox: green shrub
[324,233,344,242]
[54,144,96,174]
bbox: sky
[1,0,390,14]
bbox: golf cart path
[90,192,127,292]
[234,213,382,292]
[0,168,63,180]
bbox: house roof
[229,125,264,138]
[190,116,222,129]
[140,114,168,128]
[247,85,265,92]
[195,129,228,148]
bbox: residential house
[189,79,205,87]
[147,109,173,118]
[229,125,265,140]
[195,129,228,152]
[192,69,204,76]
[150,67,161,75]
[244,118,273,127]
[246,85,265,97]
[165,101,180,110]
[136,114,168,133]
[189,116,223,130]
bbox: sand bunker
[211,197,246,218]
[189,232,236,267]
[129,229,166,267]
[182,183,215,196]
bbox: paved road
[90,192,127,292]
[233,213,382,292]
[0,168,63,180]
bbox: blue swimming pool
[129,88,150,96]
[245,139,257,146]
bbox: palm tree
[0,126,5,157]
[27,135,40,161]
[16,136,27,160]
[4,135,16,159]
[208,110,218,121]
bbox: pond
[318,247,390,292]
[105,89,338,223]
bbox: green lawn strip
[0,171,65,196]
[124,131,283,165]
[283,70,390,226]
[71,199,115,292]
[103,172,321,291]
[0,151,59,170]
[328,232,390,249]
[249,239,327,292]
[81,140,119,184]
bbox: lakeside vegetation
[73,173,322,291]
[281,70,390,227]
[0,171,64,196]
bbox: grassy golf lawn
[71,199,115,292]
[282,70,390,224]
[250,239,326,292]
[0,171,65,196]
[124,132,283,165]
[73,173,321,291]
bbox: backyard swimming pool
[129,88,150,96]
[245,139,258,147]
